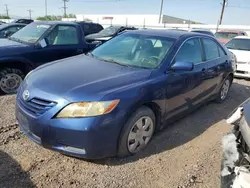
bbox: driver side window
[175,38,202,64]
[46,25,78,45]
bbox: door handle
[202,68,206,72]
[76,49,84,53]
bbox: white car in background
[225,36,250,78]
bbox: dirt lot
[0,78,250,188]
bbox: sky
[0,0,250,25]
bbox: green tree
[65,14,76,18]
[36,15,61,21]
[0,15,10,19]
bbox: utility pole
[5,4,9,18]
[27,9,33,19]
[45,0,48,17]
[219,0,227,25]
[62,0,69,18]
[158,0,164,23]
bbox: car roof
[34,21,79,26]
[127,29,201,39]
[0,23,26,28]
[76,21,101,25]
[234,36,250,39]
[217,30,245,33]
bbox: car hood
[25,55,152,102]
[85,33,113,40]
[229,49,250,63]
[0,38,31,56]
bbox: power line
[5,4,9,17]
[27,9,33,19]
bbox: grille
[18,97,56,116]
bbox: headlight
[56,100,120,118]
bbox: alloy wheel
[220,79,230,100]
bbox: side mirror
[4,31,11,38]
[39,38,48,48]
[171,61,194,71]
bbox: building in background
[75,14,200,27]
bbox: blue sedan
[16,29,235,159]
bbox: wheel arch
[0,58,34,75]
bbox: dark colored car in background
[215,30,248,44]
[191,29,215,37]
[85,25,137,43]
[12,19,34,25]
[16,29,234,159]
[77,21,103,36]
[0,23,26,38]
[0,21,97,94]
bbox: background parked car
[215,30,248,44]
[0,23,26,38]
[0,21,6,25]
[0,21,97,94]
[16,30,234,159]
[11,19,34,25]
[226,36,250,78]
[191,29,215,37]
[85,25,137,43]
[76,21,103,36]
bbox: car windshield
[215,32,239,39]
[226,38,250,51]
[10,23,51,43]
[99,26,120,35]
[91,33,175,69]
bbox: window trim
[170,36,204,67]
[45,24,79,46]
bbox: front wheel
[216,76,232,103]
[118,106,156,157]
[0,68,24,94]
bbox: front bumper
[16,97,124,159]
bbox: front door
[165,38,208,120]
[32,25,83,67]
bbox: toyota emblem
[22,90,30,101]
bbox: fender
[0,56,35,70]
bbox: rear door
[165,38,209,119]
[201,38,226,96]
[33,24,86,67]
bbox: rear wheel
[216,76,232,103]
[0,68,24,94]
[118,106,155,157]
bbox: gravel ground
[0,78,250,188]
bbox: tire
[0,68,25,94]
[118,106,156,157]
[216,76,232,103]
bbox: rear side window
[202,38,219,60]
[83,24,90,35]
[175,38,202,64]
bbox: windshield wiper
[101,58,133,67]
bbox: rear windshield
[226,38,250,51]
[215,32,239,39]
